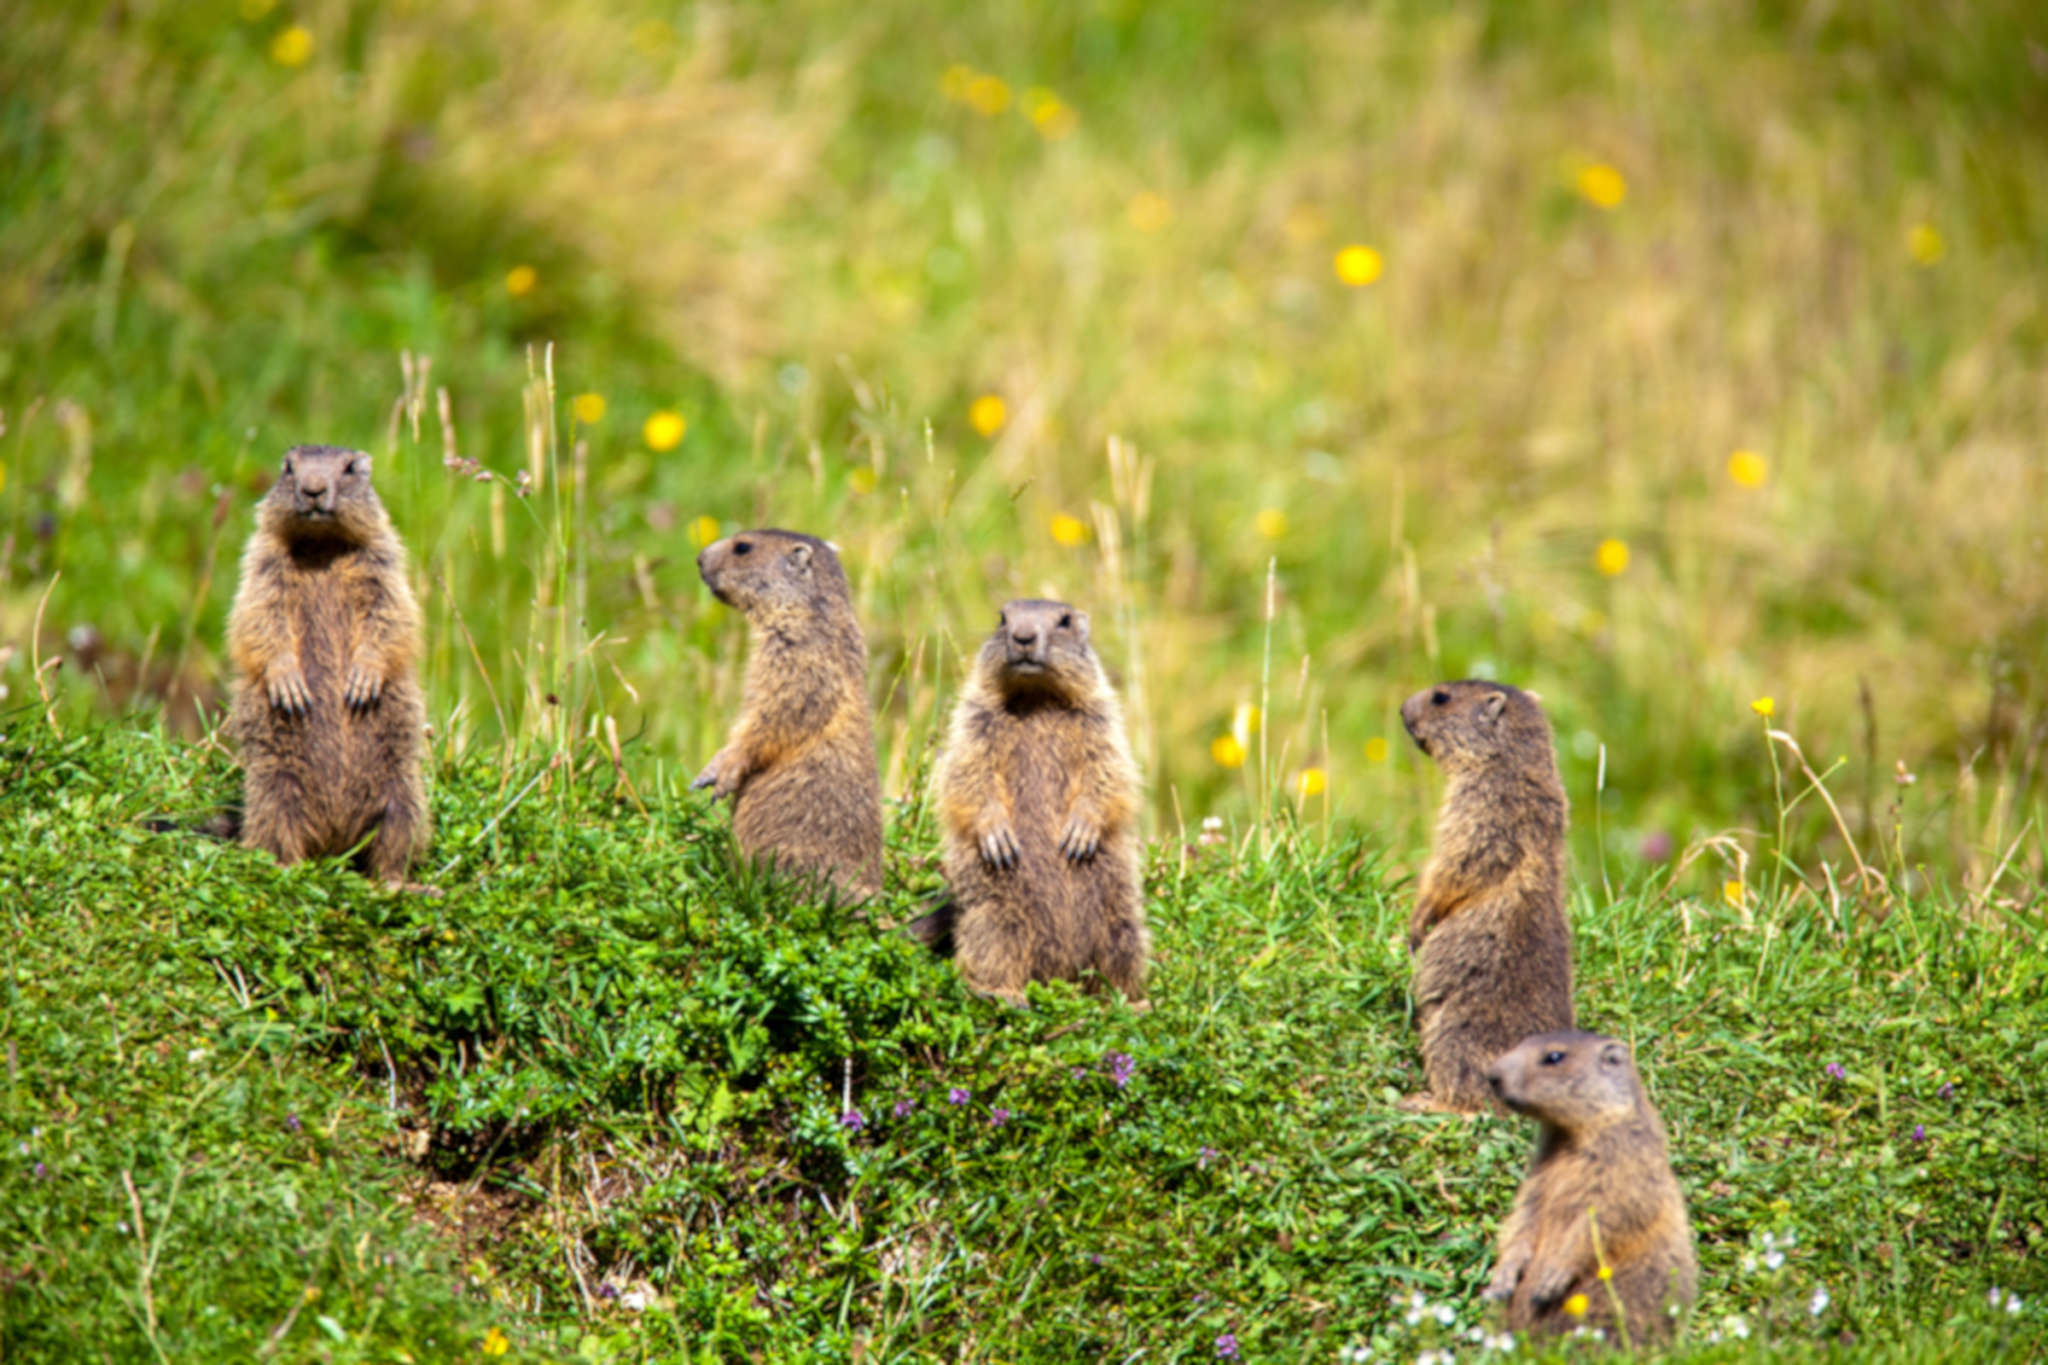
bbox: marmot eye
[1432,689,1451,706]
[343,461,358,476]
[733,540,752,555]
[282,460,295,476]
[1541,1050,1567,1066]
[1058,613,1071,629]
[998,613,1007,627]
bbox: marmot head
[1487,1031,1644,1131]
[259,445,387,544]
[697,528,849,618]
[978,599,1100,701]
[1401,680,1554,775]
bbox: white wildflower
[1764,1249,1786,1271]
[1434,1304,1457,1326]
[2009,1295,2024,1316]
[1810,1286,1830,1316]
[619,1289,648,1312]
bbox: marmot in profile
[1485,1031,1699,1344]
[693,529,883,901]
[1401,680,1574,1113]
[226,445,429,886]
[933,599,1147,1006]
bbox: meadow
[2,0,2045,1359]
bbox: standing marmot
[934,599,1147,1006]
[1400,680,1574,1113]
[1485,1031,1699,1344]
[693,529,883,901]
[227,444,429,886]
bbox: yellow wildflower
[1126,192,1173,233]
[847,467,878,496]
[269,24,313,67]
[1024,88,1077,140]
[1907,223,1945,266]
[482,1326,510,1356]
[1597,1264,1614,1282]
[969,393,1007,437]
[1363,736,1389,763]
[1576,163,1627,210]
[940,64,976,102]
[1211,735,1247,769]
[687,515,721,550]
[571,393,606,425]
[1050,513,1089,547]
[1723,880,1745,908]
[1333,244,1383,287]
[504,265,537,298]
[1296,767,1327,799]
[1563,1293,1590,1318]
[643,411,687,452]
[1595,538,1630,576]
[966,74,1011,116]
[1727,449,1768,488]
[0,463,7,496]
[1750,696,1775,717]
[1254,507,1288,540]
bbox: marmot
[1484,1031,1699,1344]
[693,529,883,901]
[226,445,429,886]
[1401,680,1574,1113]
[933,599,1147,1006]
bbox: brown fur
[693,529,883,900]
[226,445,429,885]
[1401,680,1574,1113]
[1485,1032,1699,1344]
[934,599,1147,1006]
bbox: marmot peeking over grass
[933,599,1148,1007]
[226,445,429,886]
[693,529,884,901]
[1485,1032,1699,1344]
[1400,680,1574,1113]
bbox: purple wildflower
[1215,1332,1241,1360]
[1938,1082,1955,1100]
[1106,1051,1136,1089]
[1071,1066,1088,1081]
[1823,1063,1846,1081]
[1088,1253,1104,1266]
[893,1098,917,1119]
[1198,1146,1219,1170]
[948,1087,971,1106]
[990,1107,1011,1127]
[1638,830,1674,862]
[33,1161,48,1180]
[840,1109,865,1132]
[285,1113,302,1133]
[597,1283,619,1301]
[1911,1124,1926,1143]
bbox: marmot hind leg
[241,767,313,866]
[363,787,428,887]
[1093,911,1150,1008]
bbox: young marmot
[1485,1032,1699,1344]
[693,529,884,901]
[933,599,1147,1006]
[226,444,430,885]
[1401,680,1574,1113]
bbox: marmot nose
[1487,1070,1506,1095]
[1011,629,1038,648]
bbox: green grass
[4,718,2043,1361]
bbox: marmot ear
[1600,1042,1629,1068]
[788,541,814,574]
[1482,691,1509,722]
[1072,610,1091,644]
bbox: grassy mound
[3,718,2041,1361]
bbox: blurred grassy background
[3,0,2044,896]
